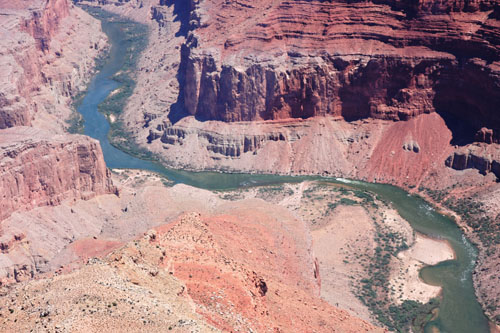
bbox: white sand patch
[390,234,454,304]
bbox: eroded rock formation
[177,0,500,132]
[0,0,106,132]
[93,0,500,183]
[46,0,500,324]
[446,144,500,179]
[0,127,116,222]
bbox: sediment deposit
[0,172,383,332]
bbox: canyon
[88,0,500,191]
[0,0,499,331]
[0,3,387,329]
[81,0,500,325]
[0,0,106,132]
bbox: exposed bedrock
[151,124,288,158]
[0,127,116,222]
[21,0,70,53]
[0,0,106,131]
[0,95,30,129]
[445,144,500,179]
[183,53,443,122]
[173,0,500,143]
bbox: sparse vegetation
[351,205,435,332]
[256,185,294,200]
[444,197,499,250]
[66,111,85,134]
[67,85,88,134]
[420,187,499,255]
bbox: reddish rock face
[0,0,69,129]
[0,0,106,131]
[21,0,70,52]
[174,0,500,139]
[0,127,116,221]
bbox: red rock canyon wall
[0,0,106,132]
[0,127,116,222]
[178,0,500,137]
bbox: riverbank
[215,181,460,331]
[391,234,455,305]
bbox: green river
[78,7,491,333]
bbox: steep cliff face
[21,0,70,52]
[0,0,106,132]
[120,0,500,189]
[0,127,116,222]
[83,0,500,185]
[178,0,500,134]
[445,144,500,178]
[183,54,444,122]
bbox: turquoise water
[78,8,491,333]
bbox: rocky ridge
[0,209,383,332]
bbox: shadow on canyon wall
[163,0,191,124]
[433,59,500,146]
[161,0,191,37]
[162,0,500,149]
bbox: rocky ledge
[446,144,500,179]
[0,127,116,221]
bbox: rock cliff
[0,127,116,222]
[446,144,500,179]
[0,0,106,132]
[92,0,500,182]
[178,0,500,131]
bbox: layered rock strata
[74,0,500,323]
[0,127,116,222]
[179,0,500,130]
[88,0,500,182]
[446,144,500,179]
[0,0,106,132]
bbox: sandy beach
[390,234,455,304]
